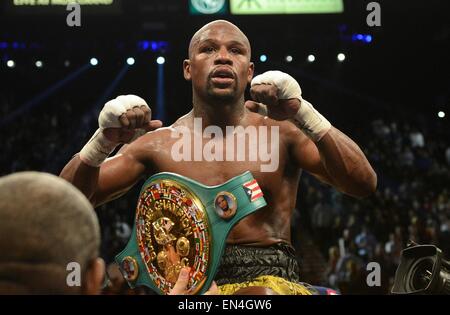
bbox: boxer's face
[217,196,229,211]
[184,23,254,104]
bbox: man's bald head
[188,20,251,60]
[0,172,101,294]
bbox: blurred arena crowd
[301,116,450,293]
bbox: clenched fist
[245,71,331,142]
[79,95,163,167]
[245,83,301,121]
[99,95,163,144]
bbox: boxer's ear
[183,59,192,81]
[247,62,255,84]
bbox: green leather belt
[115,171,267,295]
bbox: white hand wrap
[79,95,150,167]
[251,70,303,100]
[251,71,332,142]
[79,129,117,167]
[293,99,332,142]
[98,95,149,129]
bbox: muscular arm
[59,95,163,207]
[248,70,376,198]
[290,126,377,198]
[60,140,148,207]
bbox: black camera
[392,243,450,294]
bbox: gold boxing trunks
[218,275,313,295]
[215,243,315,295]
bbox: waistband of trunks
[214,242,300,286]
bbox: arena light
[352,33,373,44]
[337,53,346,62]
[438,111,445,118]
[64,60,70,67]
[1,63,91,127]
[127,57,135,66]
[156,56,165,65]
[307,54,315,63]
[35,60,43,68]
[285,55,293,63]
[90,58,99,66]
[6,60,15,68]
[259,54,267,62]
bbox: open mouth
[210,68,235,86]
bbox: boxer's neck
[192,97,246,129]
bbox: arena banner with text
[230,0,344,14]
[4,0,123,15]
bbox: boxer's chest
[149,135,288,194]
[153,156,284,199]
[153,158,274,189]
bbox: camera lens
[409,258,434,291]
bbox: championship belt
[115,171,266,295]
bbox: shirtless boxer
[60,20,377,295]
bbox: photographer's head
[0,172,104,294]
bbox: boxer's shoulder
[132,127,178,146]
[120,127,178,159]
[126,113,197,152]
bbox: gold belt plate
[135,179,211,294]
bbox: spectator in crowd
[0,172,105,294]
[304,117,449,293]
